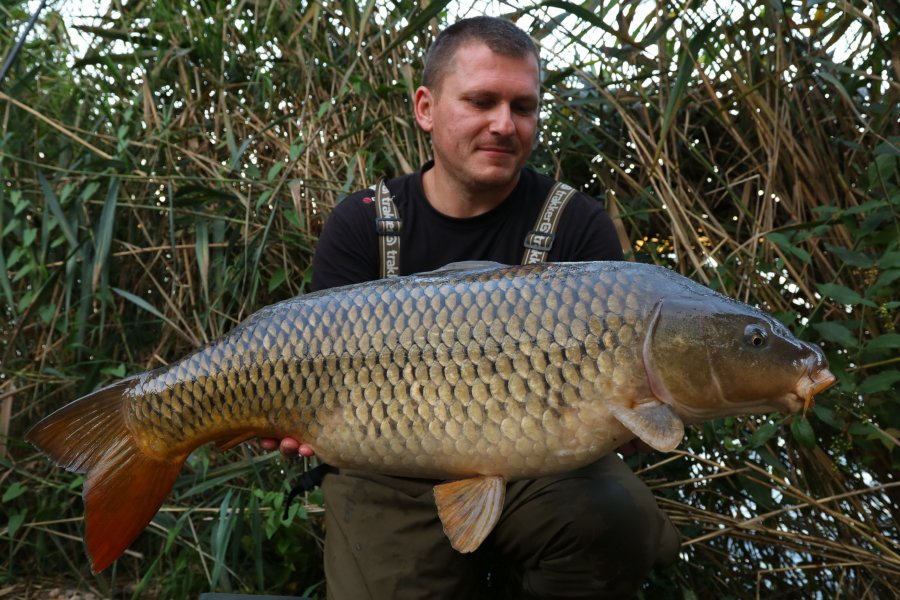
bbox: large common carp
[27,261,835,573]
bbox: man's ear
[414,86,435,133]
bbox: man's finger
[298,443,316,458]
[280,437,300,457]
[260,437,315,458]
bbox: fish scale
[26,260,836,572]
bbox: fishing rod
[0,0,50,89]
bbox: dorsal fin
[417,261,507,277]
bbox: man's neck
[421,165,519,219]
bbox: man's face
[415,42,540,192]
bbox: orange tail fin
[25,379,185,573]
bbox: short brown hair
[422,17,541,92]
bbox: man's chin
[468,165,522,189]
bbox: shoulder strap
[374,178,401,278]
[521,181,577,265]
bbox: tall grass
[1,0,897,597]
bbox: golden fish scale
[126,264,655,480]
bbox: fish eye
[744,324,768,348]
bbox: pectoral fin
[433,475,506,553]
[609,402,684,452]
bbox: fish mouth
[794,365,837,416]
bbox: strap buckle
[375,216,401,235]
[524,230,555,252]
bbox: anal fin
[609,402,684,452]
[216,431,258,451]
[433,475,505,553]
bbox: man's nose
[489,104,515,136]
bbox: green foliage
[1,0,898,598]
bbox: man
[263,16,679,599]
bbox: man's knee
[552,474,663,564]
[501,459,681,598]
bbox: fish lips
[774,359,836,416]
[796,363,837,415]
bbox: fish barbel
[26,261,835,572]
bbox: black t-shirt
[311,161,624,292]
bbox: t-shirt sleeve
[311,190,380,292]
[553,192,625,262]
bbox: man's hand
[260,437,316,458]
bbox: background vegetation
[1,0,897,597]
